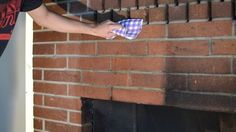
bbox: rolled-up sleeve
[20,0,43,12]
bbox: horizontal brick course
[97,41,147,55]
[82,72,128,86]
[34,82,67,95]
[212,39,236,55]
[34,107,67,121]
[168,20,232,38]
[112,88,165,105]
[33,57,67,68]
[44,96,82,110]
[56,43,96,55]
[166,58,231,74]
[44,70,81,83]
[138,24,166,38]
[148,40,209,56]
[33,44,54,55]
[68,57,110,70]
[69,85,111,100]
[34,31,67,42]
[188,75,236,93]
[111,57,166,71]
[45,121,82,132]
[129,74,166,88]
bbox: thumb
[110,24,123,30]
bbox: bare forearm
[42,12,95,35]
[28,4,122,39]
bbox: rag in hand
[112,19,143,40]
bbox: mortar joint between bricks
[230,57,234,73]
[208,39,213,56]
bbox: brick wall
[33,0,236,132]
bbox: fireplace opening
[82,99,236,132]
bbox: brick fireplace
[33,0,236,132]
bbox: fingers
[106,32,116,40]
[110,24,122,30]
[104,20,123,30]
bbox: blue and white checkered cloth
[112,19,143,40]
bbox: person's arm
[28,4,121,39]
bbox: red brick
[130,9,147,22]
[189,2,209,20]
[34,94,43,105]
[34,82,67,95]
[97,41,147,55]
[34,118,43,130]
[33,22,41,30]
[148,40,209,56]
[212,1,232,19]
[166,91,236,112]
[169,4,187,22]
[69,112,82,124]
[82,72,128,86]
[212,39,236,55]
[112,88,164,105]
[88,0,103,10]
[34,31,67,42]
[69,33,104,41]
[68,57,110,70]
[44,96,82,110]
[69,0,88,14]
[111,57,165,71]
[188,76,236,93]
[158,0,175,4]
[69,85,111,100]
[104,0,120,9]
[138,24,166,38]
[166,58,231,74]
[45,121,82,132]
[47,3,67,14]
[34,107,67,121]
[149,6,166,22]
[168,20,232,38]
[33,57,66,68]
[33,69,42,80]
[56,43,96,55]
[234,59,236,73]
[44,70,81,82]
[129,74,166,88]
[166,75,187,90]
[121,0,136,8]
[33,44,54,55]
[138,0,155,7]
[178,0,198,3]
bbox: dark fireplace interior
[82,99,236,132]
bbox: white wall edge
[25,13,34,132]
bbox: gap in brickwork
[208,0,212,21]
[46,0,235,25]
[232,0,236,20]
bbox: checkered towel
[112,19,143,40]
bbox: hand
[92,20,122,39]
